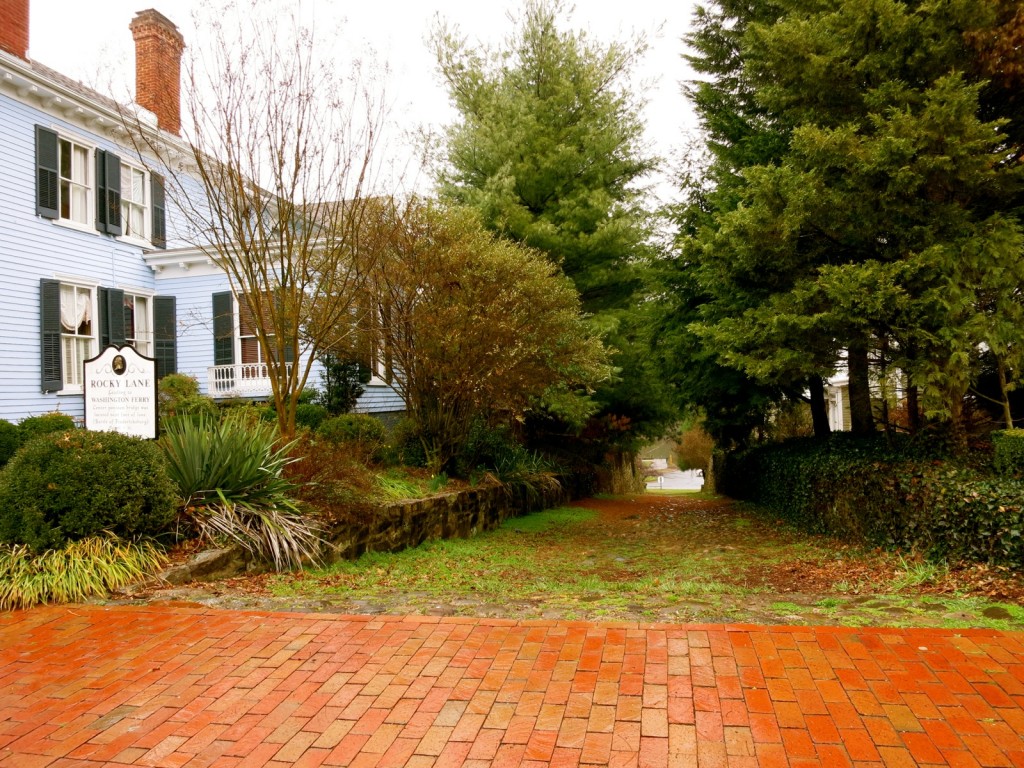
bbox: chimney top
[0,0,30,60]
[129,8,185,135]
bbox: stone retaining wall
[160,479,583,584]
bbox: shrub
[159,411,321,570]
[379,418,428,468]
[675,424,713,471]
[19,412,76,442]
[0,536,167,610]
[295,403,329,432]
[315,354,370,414]
[0,420,19,468]
[992,429,1024,477]
[318,414,387,447]
[722,435,1024,567]
[158,373,218,423]
[0,430,177,551]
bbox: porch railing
[207,362,293,399]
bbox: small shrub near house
[158,373,218,424]
[0,430,177,551]
[318,414,386,449]
[19,412,76,442]
[0,420,19,468]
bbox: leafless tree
[128,1,392,438]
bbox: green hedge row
[721,435,1024,567]
[992,429,1024,477]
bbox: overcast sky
[29,0,701,200]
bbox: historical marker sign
[84,345,158,439]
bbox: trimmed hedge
[0,421,18,468]
[0,430,177,551]
[992,429,1024,477]
[317,414,387,446]
[722,435,1024,567]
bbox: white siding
[0,94,158,423]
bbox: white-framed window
[238,295,269,367]
[58,137,91,225]
[123,293,152,355]
[59,283,95,389]
[120,163,148,240]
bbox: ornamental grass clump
[0,535,167,610]
[159,411,322,571]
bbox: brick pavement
[1,605,1023,767]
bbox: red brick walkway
[1,606,1023,767]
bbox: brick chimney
[0,0,29,59]
[129,9,184,134]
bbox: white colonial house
[0,0,402,425]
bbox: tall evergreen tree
[671,0,1024,446]
[433,0,674,443]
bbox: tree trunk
[847,340,875,436]
[808,376,831,439]
[906,382,922,434]
[996,354,1014,429]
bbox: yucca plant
[0,535,167,610]
[159,411,322,571]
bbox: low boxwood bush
[317,414,387,446]
[0,430,178,551]
[158,373,218,424]
[722,435,1024,567]
[19,412,76,442]
[0,420,18,468]
[992,429,1024,477]
[295,403,328,431]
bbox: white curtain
[60,287,90,333]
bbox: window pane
[133,169,145,202]
[241,337,261,364]
[130,205,144,236]
[72,145,88,183]
[72,186,88,223]
[121,164,131,195]
[59,139,71,178]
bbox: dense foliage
[363,201,610,474]
[723,436,1024,567]
[667,0,1024,447]
[434,0,675,446]
[992,429,1024,477]
[0,430,177,551]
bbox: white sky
[29,0,701,200]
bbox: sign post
[83,346,158,439]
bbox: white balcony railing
[207,363,293,399]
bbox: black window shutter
[98,287,125,347]
[95,151,107,232]
[95,151,123,236]
[153,296,177,378]
[212,291,235,366]
[35,126,59,219]
[40,279,63,391]
[151,174,166,249]
[105,152,122,236]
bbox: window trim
[55,279,99,394]
[55,135,95,233]
[117,161,151,244]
